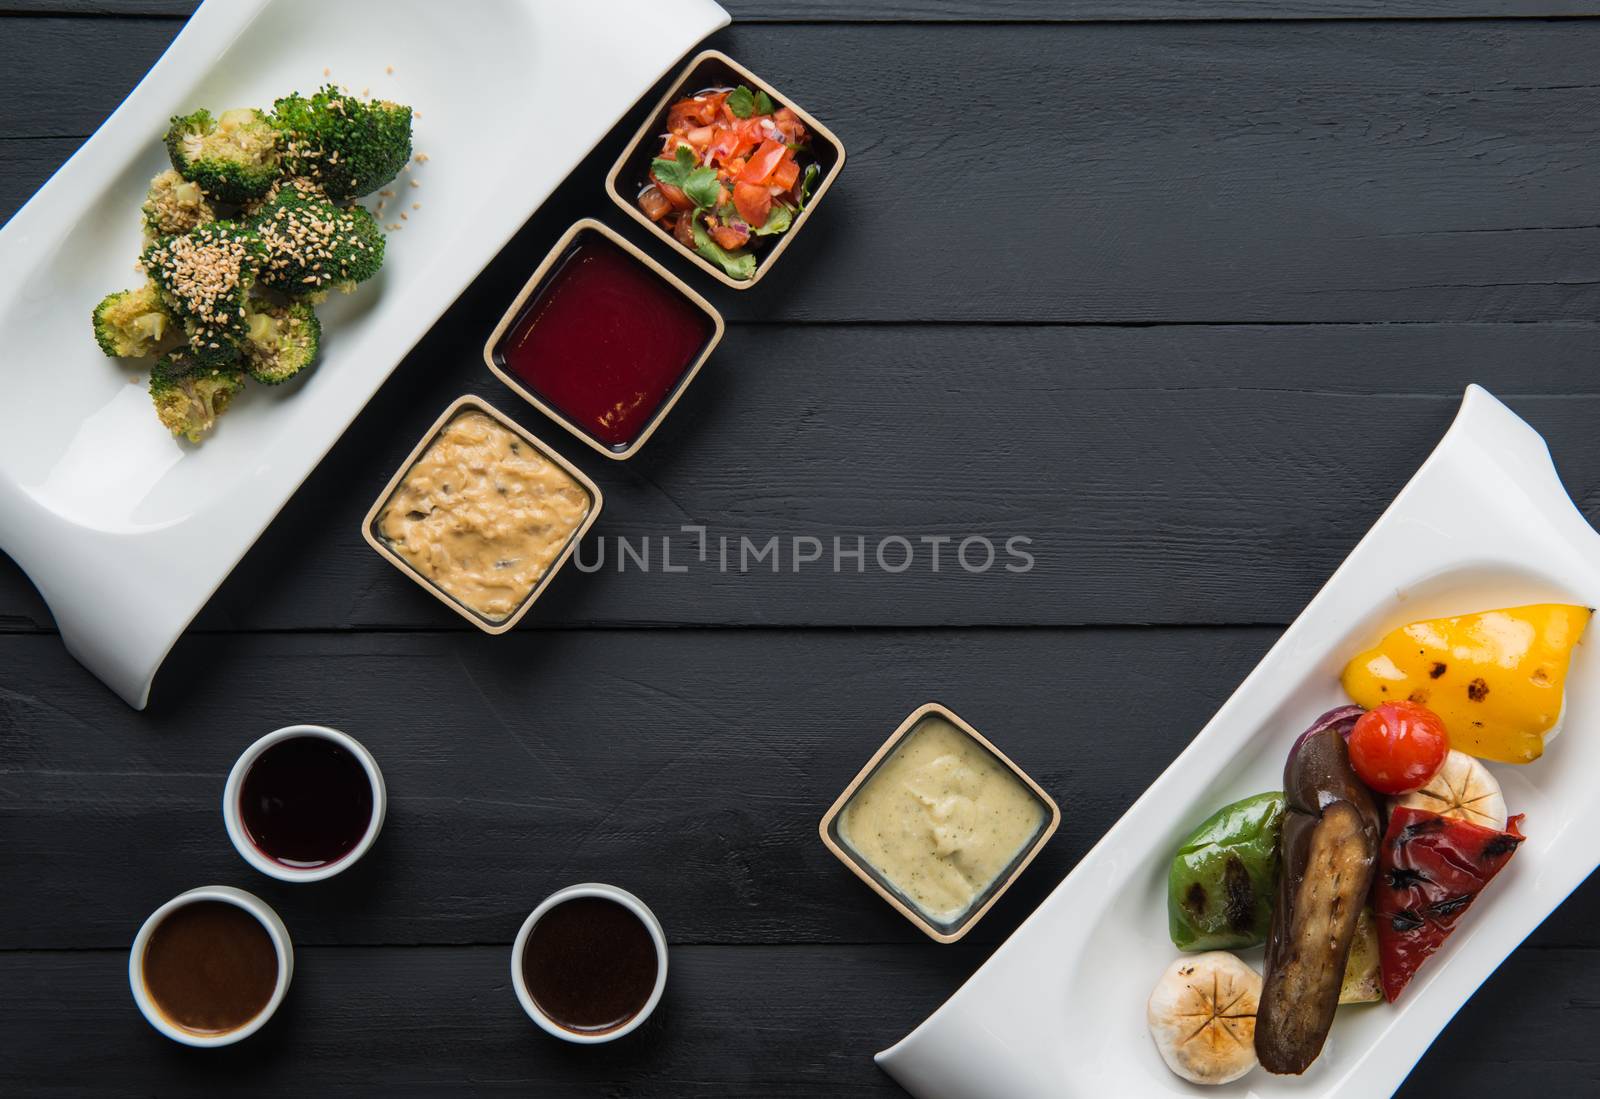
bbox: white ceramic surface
[0,0,729,709]
[129,885,293,1047]
[223,724,386,882]
[510,883,669,1044]
[878,386,1600,1098]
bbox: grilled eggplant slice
[1255,726,1381,1075]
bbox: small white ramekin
[129,885,293,1047]
[510,883,668,1044]
[223,724,387,883]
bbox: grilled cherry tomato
[1348,701,1449,794]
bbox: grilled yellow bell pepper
[1341,603,1591,764]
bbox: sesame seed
[411,202,420,210]
[323,67,331,77]
[386,65,395,75]
[408,179,419,189]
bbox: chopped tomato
[673,211,697,249]
[769,152,800,192]
[685,125,715,148]
[733,180,772,228]
[648,173,693,210]
[667,93,724,130]
[638,185,672,222]
[710,221,750,250]
[771,107,806,144]
[709,127,755,162]
[739,140,787,186]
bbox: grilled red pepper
[1374,807,1525,1002]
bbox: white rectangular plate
[879,386,1600,1098]
[0,0,728,708]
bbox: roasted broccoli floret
[251,177,386,295]
[91,283,176,358]
[273,86,412,199]
[242,299,321,385]
[141,168,217,240]
[149,352,247,443]
[142,220,263,354]
[164,107,282,203]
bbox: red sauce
[496,232,713,451]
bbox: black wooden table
[4,2,1599,1095]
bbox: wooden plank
[0,138,75,232]
[6,21,1600,324]
[4,1,1599,21]
[1,942,1595,1095]
[6,324,1600,633]
[3,628,1596,950]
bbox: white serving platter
[879,386,1600,1098]
[0,0,729,708]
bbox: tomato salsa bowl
[606,49,845,290]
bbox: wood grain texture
[4,1,1599,20]
[3,942,1594,1097]
[3,628,1597,952]
[4,6,1600,1097]
[6,20,1600,324]
[7,325,1600,633]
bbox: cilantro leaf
[691,219,756,280]
[751,202,793,237]
[683,166,722,209]
[652,145,720,209]
[726,85,756,119]
[650,144,699,188]
[727,85,778,119]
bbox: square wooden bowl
[483,218,724,461]
[605,48,846,290]
[361,395,603,635]
[819,703,1061,943]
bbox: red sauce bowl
[484,219,724,460]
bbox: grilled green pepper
[1168,791,1285,951]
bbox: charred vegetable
[1374,807,1524,1002]
[1255,725,1381,1075]
[1339,907,1383,1004]
[1168,792,1284,951]
[1147,951,1262,1086]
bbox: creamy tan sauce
[838,716,1046,924]
[376,410,591,621]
